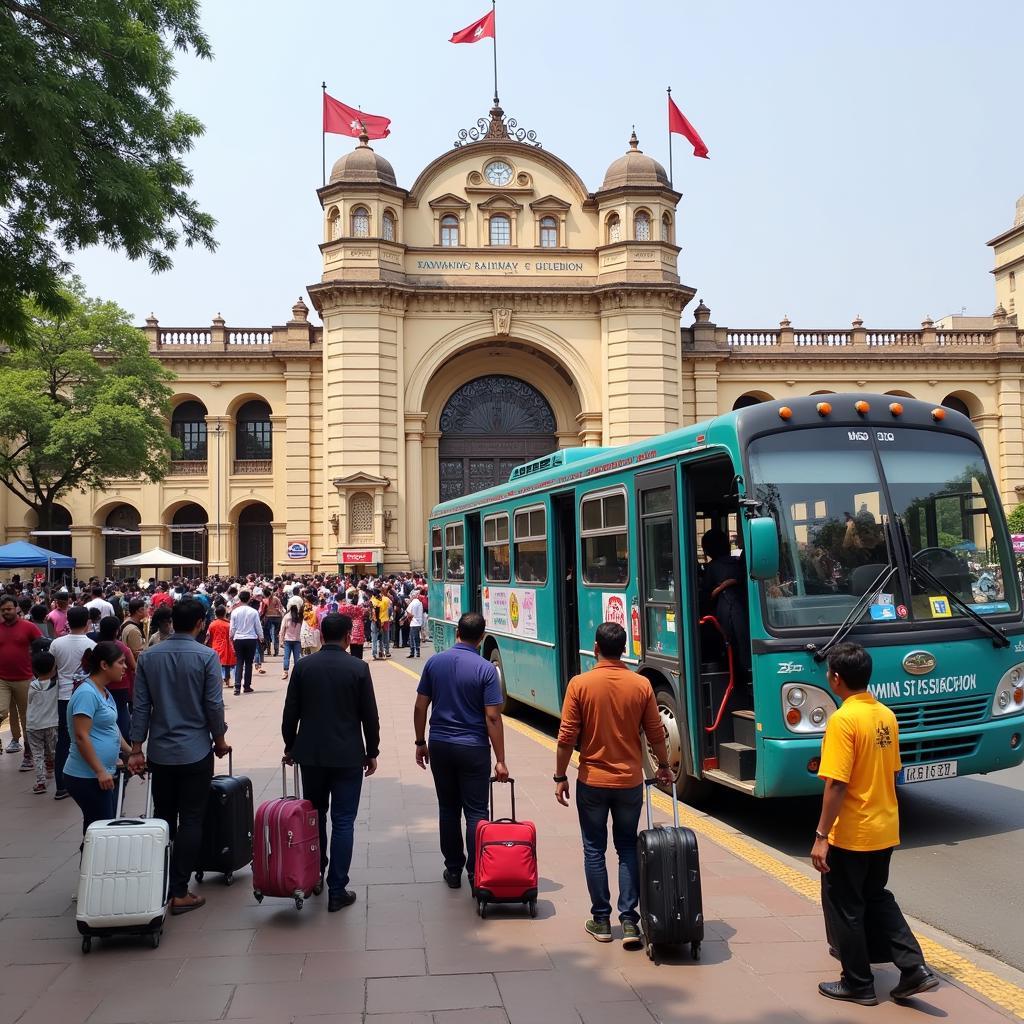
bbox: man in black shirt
[282,613,380,911]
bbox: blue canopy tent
[0,540,76,577]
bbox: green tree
[1007,503,1024,535]
[0,1,216,343]
[0,278,178,530]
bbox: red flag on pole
[668,95,709,159]
[323,92,391,139]
[450,9,495,43]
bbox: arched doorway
[103,505,141,579]
[438,375,557,500]
[170,503,208,575]
[237,503,273,576]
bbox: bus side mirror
[747,517,780,581]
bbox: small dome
[329,130,396,186]
[600,130,669,190]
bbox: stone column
[997,373,1024,507]
[283,362,312,572]
[72,526,98,578]
[404,412,427,570]
[693,358,721,422]
[422,431,441,516]
[576,411,603,447]
[205,416,230,573]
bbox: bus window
[514,506,547,583]
[430,526,443,580]
[445,523,465,580]
[581,489,628,585]
[483,513,510,582]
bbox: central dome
[329,131,396,186]
[601,130,669,190]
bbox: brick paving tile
[0,654,1016,1024]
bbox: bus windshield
[747,427,1018,630]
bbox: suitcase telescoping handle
[280,761,302,799]
[112,770,153,822]
[489,775,515,822]
[644,777,680,831]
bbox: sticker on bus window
[602,594,627,627]
[896,604,908,619]
[630,600,641,656]
[869,604,896,621]
[875,593,894,607]
[969,602,1011,615]
[929,597,952,618]
[666,612,676,633]
[443,584,463,624]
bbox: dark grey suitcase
[637,779,703,962]
[196,753,254,886]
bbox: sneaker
[443,869,462,889]
[6,739,21,753]
[621,920,642,950]
[32,782,46,795]
[54,789,69,800]
[18,757,33,772]
[818,980,878,1006]
[890,966,939,1001]
[585,918,613,943]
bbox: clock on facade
[484,161,513,186]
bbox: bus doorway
[552,492,580,686]
[466,512,482,615]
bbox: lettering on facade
[414,259,585,273]
[346,248,373,258]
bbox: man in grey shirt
[129,598,230,915]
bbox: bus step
[719,742,756,782]
[732,710,756,748]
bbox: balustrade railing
[159,330,211,345]
[865,331,924,347]
[232,459,273,474]
[727,331,779,347]
[794,331,851,347]
[168,460,208,475]
[227,330,273,345]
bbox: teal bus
[426,394,1024,800]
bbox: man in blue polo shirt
[413,611,509,889]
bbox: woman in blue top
[63,641,133,841]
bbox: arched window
[733,393,768,411]
[662,212,673,243]
[539,216,558,248]
[606,213,621,244]
[103,504,141,578]
[327,207,340,240]
[350,206,370,237]
[489,214,511,246]
[350,492,374,536]
[170,503,208,573]
[235,400,272,463]
[941,395,972,418]
[382,210,396,242]
[440,214,459,247]
[634,211,651,241]
[171,400,208,461]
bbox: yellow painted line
[385,659,1024,1019]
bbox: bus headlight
[992,666,1024,717]
[782,683,837,734]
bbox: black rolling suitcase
[196,753,254,886]
[637,779,703,963]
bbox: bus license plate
[899,760,958,785]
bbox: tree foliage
[1008,503,1024,535]
[0,278,178,528]
[0,0,216,343]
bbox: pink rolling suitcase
[252,764,322,910]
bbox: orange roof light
[816,402,832,417]
[932,407,946,421]
[854,400,870,415]
[889,402,904,417]
[778,406,793,421]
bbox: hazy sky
[72,0,1024,330]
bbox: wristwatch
[814,830,828,841]
[414,739,426,747]
[553,774,568,783]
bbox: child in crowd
[206,605,235,687]
[26,650,59,795]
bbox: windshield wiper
[892,517,1010,648]
[812,562,899,663]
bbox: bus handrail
[699,615,735,734]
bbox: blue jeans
[263,617,281,655]
[576,780,643,923]
[372,621,391,658]
[428,739,490,880]
[409,625,421,656]
[300,765,363,896]
[64,772,118,839]
[282,639,302,672]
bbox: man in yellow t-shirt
[371,589,392,660]
[812,642,938,1007]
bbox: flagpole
[491,0,499,104]
[321,81,327,187]
[667,86,674,189]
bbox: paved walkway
[0,651,1020,1024]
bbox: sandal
[170,893,206,916]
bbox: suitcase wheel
[294,897,304,911]
[691,941,700,961]
[313,877,324,896]
[224,872,234,887]
[195,871,204,884]
[476,898,487,919]
[528,899,537,919]
[254,890,264,904]
[645,941,658,964]
[150,931,161,950]
[81,937,92,955]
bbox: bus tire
[489,647,513,710]
[646,686,713,807]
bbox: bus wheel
[646,687,713,806]
[490,648,513,709]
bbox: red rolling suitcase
[473,777,538,918]
[252,764,322,910]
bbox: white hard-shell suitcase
[76,773,170,953]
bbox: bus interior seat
[850,563,889,596]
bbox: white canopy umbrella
[113,546,202,568]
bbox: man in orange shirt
[554,622,672,947]
[812,642,938,1006]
